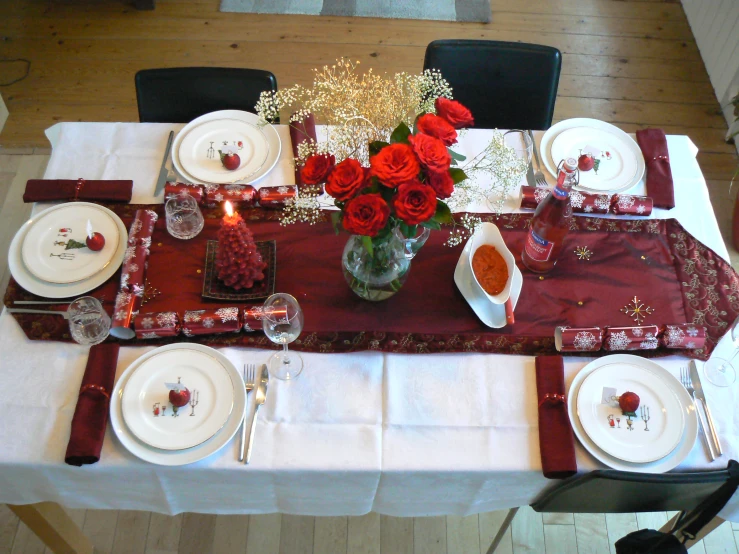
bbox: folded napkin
[23,179,133,203]
[535,355,577,479]
[290,113,317,187]
[65,343,120,466]
[636,129,675,209]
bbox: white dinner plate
[121,348,235,451]
[454,235,522,328]
[8,203,128,298]
[110,343,247,466]
[576,360,685,463]
[549,127,639,193]
[173,110,281,186]
[178,119,269,184]
[21,203,120,284]
[540,118,645,195]
[568,354,698,473]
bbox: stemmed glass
[703,316,739,387]
[262,293,304,380]
[486,129,533,212]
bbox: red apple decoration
[578,153,595,172]
[219,150,240,171]
[169,387,191,408]
[618,391,640,414]
[85,232,105,251]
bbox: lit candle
[223,201,241,225]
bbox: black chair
[486,460,739,554]
[423,40,561,130]
[135,67,277,123]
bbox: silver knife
[154,130,175,197]
[245,364,269,464]
[690,360,722,456]
[7,308,70,319]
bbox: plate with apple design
[121,348,234,451]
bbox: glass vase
[341,230,417,302]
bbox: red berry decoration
[169,387,191,408]
[618,391,640,414]
[85,232,105,251]
[219,150,241,171]
[578,153,595,172]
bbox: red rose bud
[435,97,474,129]
[165,182,204,203]
[427,170,454,199]
[660,324,706,350]
[201,184,257,208]
[554,326,603,352]
[618,391,640,414]
[128,209,158,247]
[300,153,335,185]
[120,244,149,293]
[342,193,390,237]
[408,133,451,174]
[325,158,365,201]
[393,181,437,225]
[611,194,653,216]
[416,113,458,146]
[257,185,298,209]
[181,307,242,337]
[603,326,660,351]
[242,305,288,332]
[134,311,181,339]
[369,143,420,188]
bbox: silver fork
[527,129,549,187]
[680,367,717,460]
[238,364,257,462]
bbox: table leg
[134,0,155,9]
[485,507,519,554]
[8,502,93,554]
[658,513,725,548]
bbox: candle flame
[224,201,233,216]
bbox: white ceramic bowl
[467,222,516,304]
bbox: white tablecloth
[1,122,737,519]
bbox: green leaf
[449,149,466,162]
[361,235,374,256]
[369,141,390,157]
[390,122,412,144]
[378,185,395,204]
[449,168,468,184]
[330,211,342,234]
[421,219,441,231]
[431,200,453,225]
[399,222,417,239]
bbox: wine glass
[262,293,304,380]
[703,316,739,387]
[67,296,111,346]
[486,129,533,212]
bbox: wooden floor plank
[413,516,446,554]
[573,513,610,554]
[541,513,574,526]
[81,509,119,554]
[479,511,513,554]
[313,516,348,554]
[145,513,182,554]
[380,515,413,554]
[279,515,314,554]
[0,506,19,554]
[10,522,46,554]
[178,513,216,554]
[348,513,380,554]
[702,521,738,554]
[246,514,282,554]
[635,512,669,531]
[212,514,249,554]
[511,507,545,554]
[446,515,480,554]
[544,523,578,554]
[112,510,151,554]
[605,513,638,554]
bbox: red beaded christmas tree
[215,202,266,290]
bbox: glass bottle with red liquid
[521,157,579,273]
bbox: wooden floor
[1,0,739,552]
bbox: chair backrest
[135,67,277,123]
[423,40,561,130]
[532,465,734,514]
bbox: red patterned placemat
[5,205,738,360]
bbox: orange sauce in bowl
[471,245,509,296]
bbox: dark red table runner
[5,206,738,360]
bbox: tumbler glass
[165,193,204,240]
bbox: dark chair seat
[423,40,561,130]
[135,67,277,123]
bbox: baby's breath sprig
[445,213,482,247]
[279,185,327,226]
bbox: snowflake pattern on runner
[594,195,611,212]
[573,331,599,351]
[617,195,635,211]
[184,311,204,323]
[203,184,220,194]
[203,318,215,328]
[139,317,154,329]
[569,191,585,209]
[640,332,659,349]
[664,325,685,348]
[632,327,644,337]
[242,191,254,201]
[534,188,549,204]
[686,341,696,349]
[141,332,160,339]
[636,205,646,215]
[214,193,224,202]
[216,307,239,322]
[583,205,594,213]
[156,312,178,328]
[687,327,699,337]
[607,331,631,351]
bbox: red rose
[393,182,437,225]
[427,170,454,199]
[325,158,365,201]
[417,113,458,146]
[369,143,420,188]
[342,193,390,237]
[435,97,474,129]
[408,133,451,173]
[301,153,335,185]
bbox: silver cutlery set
[239,363,269,464]
[681,361,722,461]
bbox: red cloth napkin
[289,113,317,187]
[535,355,577,479]
[635,129,675,209]
[23,179,133,203]
[64,343,120,466]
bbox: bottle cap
[563,157,578,171]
